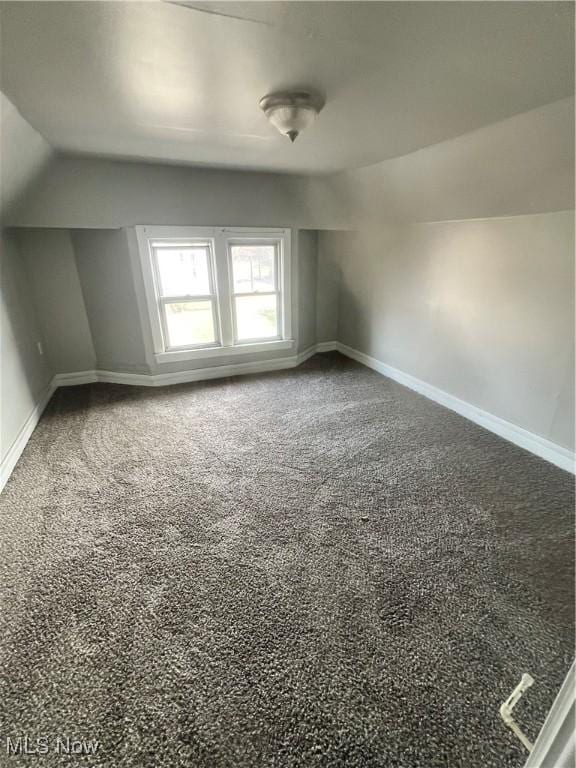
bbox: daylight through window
[137,227,292,362]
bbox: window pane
[235,295,278,340]
[155,247,211,296]
[164,301,216,348]
[231,245,276,293]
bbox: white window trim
[135,226,294,363]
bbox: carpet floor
[0,352,573,768]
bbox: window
[136,227,293,362]
[229,242,280,342]
[152,241,219,350]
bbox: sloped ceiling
[1,1,574,173]
[0,93,53,214]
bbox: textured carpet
[0,352,573,768]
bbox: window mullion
[213,230,234,347]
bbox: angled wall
[4,154,314,230]
[0,93,55,472]
[320,98,575,453]
[1,91,53,215]
[17,228,96,374]
[0,231,53,470]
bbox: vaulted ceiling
[1,1,573,173]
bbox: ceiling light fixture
[259,91,324,143]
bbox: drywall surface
[7,98,570,230]
[17,229,96,373]
[1,92,53,216]
[128,225,318,372]
[0,95,55,466]
[71,227,321,375]
[73,229,149,373]
[0,230,53,461]
[297,230,318,353]
[331,210,575,450]
[316,233,341,343]
[321,97,574,225]
[6,154,314,230]
[316,98,575,451]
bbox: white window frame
[227,237,284,344]
[151,236,221,352]
[136,226,293,363]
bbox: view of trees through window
[231,245,278,340]
[153,241,281,348]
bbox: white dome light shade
[259,91,324,143]
[266,104,317,142]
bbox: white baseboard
[315,341,338,353]
[7,340,569,492]
[52,343,335,390]
[336,342,575,474]
[52,370,98,386]
[0,382,56,493]
[2,346,336,492]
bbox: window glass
[155,247,211,296]
[164,301,216,348]
[231,245,276,293]
[234,295,278,340]
[139,228,290,355]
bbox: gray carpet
[0,352,573,768]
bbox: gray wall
[0,231,53,460]
[67,227,325,376]
[330,212,574,449]
[73,229,149,373]
[8,97,572,234]
[310,97,574,226]
[316,235,340,343]
[319,99,575,451]
[17,229,95,373]
[1,94,55,462]
[1,92,53,215]
[297,230,318,353]
[6,154,312,230]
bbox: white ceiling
[1,1,573,174]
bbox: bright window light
[137,227,292,361]
[230,244,280,341]
[164,300,216,348]
[152,240,218,350]
[155,246,211,297]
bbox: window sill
[155,339,295,364]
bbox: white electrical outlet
[37,341,44,355]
